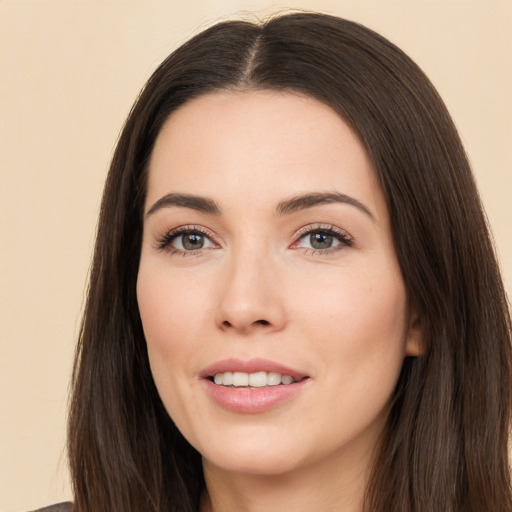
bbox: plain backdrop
[1,1,511,510]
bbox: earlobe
[405,308,424,356]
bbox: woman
[46,11,511,512]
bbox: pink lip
[200,358,310,414]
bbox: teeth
[232,372,249,387]
[267,372,282,385]
[281,375,293,385]
[248,371,267,387]
[212,371,297,387]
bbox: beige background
[0,1,510,510]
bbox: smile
[212,371,298,387]
[201,359,310,413]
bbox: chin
[196,428,309,476]
[203,449,304,477]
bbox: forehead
[146,90,385,220]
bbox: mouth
[200,358,310,412]
[209,371,307,388]
[201,358,309,387]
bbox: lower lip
[202,378,309,413]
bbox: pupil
[310,232,333,249]
[183,233,204,250]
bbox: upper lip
[200,358,309,380]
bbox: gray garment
[31,503,73,512]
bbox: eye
[292,225,353,254]
[156,226,217,254]
[173,231,214,251]
[302,231,339,250]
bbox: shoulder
[30,503,73,512]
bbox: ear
[405,306,424,356]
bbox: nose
[215,250,287,335]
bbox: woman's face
[137,91,421,477]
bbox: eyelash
[154,224,354,257]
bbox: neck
[200,445,373,512]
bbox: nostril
[219,318,272,330]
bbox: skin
[137,91,422,512]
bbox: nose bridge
[215,238,285,333]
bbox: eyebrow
[145,191,374,220]
[277,192,375,220]
[146,193,221,217]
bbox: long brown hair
[68,12,512,512]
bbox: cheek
[136,265,216,441]
[290,267,408,447]
[137,261,210,349]
[136,263,211,407]
[295,263,408,387]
